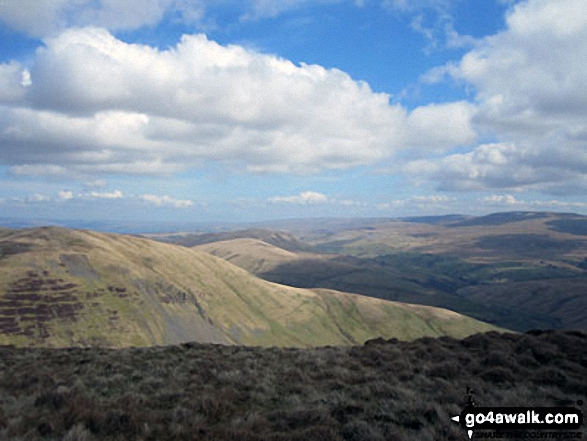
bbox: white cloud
[58,190,74,200]
[0,62,27,103]
[54,189,124,201]
[412,194,451,203]
[27,193,52,202]
[405,101,476,152]
[483,194,520,206]
[0,0,75,37]
[407,0,587,195]
[0,0,203,37]
[338,199,365,207]
[480,195,587,211]
[0,0,339,36]
[377,194,453,210]
[0,28,475,179]
[269,191,329,204]
[382,0,473,53]
[141,194,194,208]
[87,190,123,199]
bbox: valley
[1,212,585,440]
[155,211,587,332]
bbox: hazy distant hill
[155,228,313,252]
[194,212,587,331]
[0,227,499,348]
[445,211,552,228]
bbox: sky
[1,0,587,223]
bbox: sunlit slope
[0,227,501,348]
[195,238,302,273]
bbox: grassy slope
[0,227,500,348]
[152,228,311,251]
[192,214,587,331]
[195,238,301,273]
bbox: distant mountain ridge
[192,211,587,332]
[160,228,313,252]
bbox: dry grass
[0,330,584,440]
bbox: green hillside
[191,213,587,331]
[0,227,501,348]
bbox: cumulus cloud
[407,0,587,195]
[405,101,476,152]
[0,27,475,179]
[268,191,329,204]
[140,194,194,208]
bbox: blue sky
[1,0,587,223]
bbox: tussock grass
[0,330,584,440]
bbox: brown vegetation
[0,270,84,341]
[0,330,584,440]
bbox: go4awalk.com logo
[452,406,583,439]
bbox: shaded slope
[0,227,500,348]
[195,228,587,331]
[457,278,587,329]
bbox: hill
[0,227,499,348]
[0,330,584,440]
[153,228,312,252]
[195,238,302,273]
[192,212,587,331]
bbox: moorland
[0,225,498,348]
[0,330,584,440]
[1,211,586,440]
[155,211,587,332]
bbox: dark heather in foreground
[0,330,585,440]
